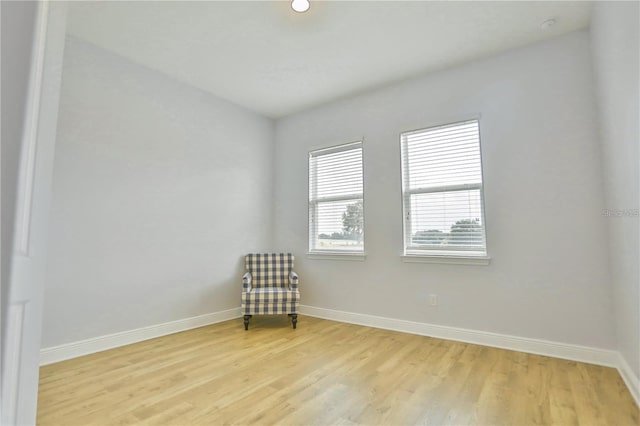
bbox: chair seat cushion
[242,287,300,304]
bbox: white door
[1,2,67,425]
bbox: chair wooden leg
[243,315,251,330]
[291,314,297,329]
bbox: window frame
[308,140,365,257]
[400,119,489,263]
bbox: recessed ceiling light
[291,0,310,13]
[540,19,556,31]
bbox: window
[401,120,487,257]
[309,141,364,254]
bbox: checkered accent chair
[241,253,300,330]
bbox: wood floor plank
[38,315,639,425]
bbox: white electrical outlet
[429,294,438,306]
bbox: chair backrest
[245,253,294,288]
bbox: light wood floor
[38,315,638,426]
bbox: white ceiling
[67,1,592,118]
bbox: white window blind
[309,141,364,253]
[401,120,487,256]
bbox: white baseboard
[39,304,639,408]
[299,305,640,407]
[299,305,619,366]
[40,308,242,366]
[617,352,640,408]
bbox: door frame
[1,2,67,424]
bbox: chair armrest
[242,272,252,291]
[289,271,299,290]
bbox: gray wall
[590,1,640,378]
[42,37,274,347]
[274,31,615,349]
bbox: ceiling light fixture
[291,0,310,13]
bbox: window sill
[307,252,367,261]
[402,254,491,265]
